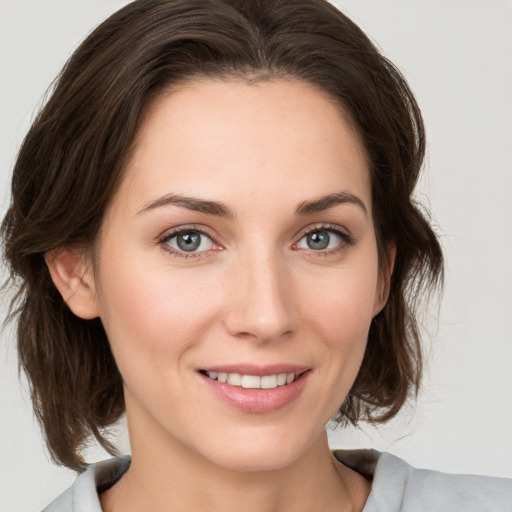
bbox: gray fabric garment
[42,450,512,511]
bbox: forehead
[114,79,371,215]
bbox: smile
[203,371,297,389]
[199,367,311,413]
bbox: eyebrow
[137,190,367,218]
[295,191,367,216]
[137,194,235,218]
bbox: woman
[1,0,510,511]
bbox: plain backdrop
[1,1,511,510]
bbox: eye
[161,229,215,254]
[295,226,351,252]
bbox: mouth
[198,366,311,413]
[199,370,302,389]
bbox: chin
[195,424,323,473]
[207,448,302,473]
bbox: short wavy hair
[2,0,443,470]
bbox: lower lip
[199,371,310,413]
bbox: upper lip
[199,364,311,376]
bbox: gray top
[43,450,512,511]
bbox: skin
[48,79,394,512]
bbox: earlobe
[45,248,100,319]
[373,241,397,316]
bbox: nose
[223,249,296,343]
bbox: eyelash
[158,223,354,259]
[158,226,220,259]
[294,224,355,255]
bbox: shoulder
[334,449,512,512]
[41,456,131,512]
[373,452,512,512]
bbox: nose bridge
[224,242,294,342]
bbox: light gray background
[1,1,511,510]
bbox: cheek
[300,262,379,348]
[288,259,379,418]
[95,257,222,370]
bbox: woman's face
[90,79,389,471]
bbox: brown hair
[2,0,443,470]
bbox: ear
[373,241,397,316]
[45,248,100,319]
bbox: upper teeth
[206,371,296,389]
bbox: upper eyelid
[295,223,351,239]
[158,224,216,244]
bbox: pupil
[177,232,201,251]
[307,231,329,250]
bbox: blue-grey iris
[307,231,330,250]
[177,231,201,251]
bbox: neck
[101,406,370,512]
